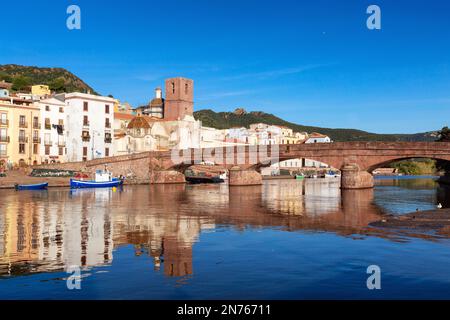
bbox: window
[45,105,50,111]
[59,107,64,113]
[45,145,50,155]
[33,117,39,128]
[19,144,25,154]
[0,128,7,142]
[59,147,64,156]
[105,118,110,128]
[172,82,175,94]
[19,115,26,126]
[83,102,88,111]
[0,113,7,125]
[45,118,51,130]
[185,83,188,94]
[83,116,89,126]
[0,144,6,156]
[83,147,88,156]
[105,104,110,114]
[19,130,26,142]
[33,144,38,155]
[105,148,109,157]
[44,133,51,145]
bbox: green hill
[0,64,97,94]
[194,108,437,142]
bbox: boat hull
[15,183,48,191]
[186,176,224,184]
[70,178,123,189]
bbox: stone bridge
[148,142,450,188]
[35,142,450,189]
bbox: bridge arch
[365,156,450,173]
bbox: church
[114,77,222,154]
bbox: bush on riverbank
[389,159,437,175]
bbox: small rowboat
[70,178,123,189]
[15,182,48,191]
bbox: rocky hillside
[0,64,97,94]
[194,108,437,142]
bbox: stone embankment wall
[34,152,152,184]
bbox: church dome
[127,116,151,129]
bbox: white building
[59,93,116,162]
[36,97,67,163]
[305,132,331,144]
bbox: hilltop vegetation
[194,109,437,142]
[0,64,97,94]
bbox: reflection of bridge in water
[0,181,448,279]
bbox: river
[0,176,449,299]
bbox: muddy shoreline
[370,208,450,237]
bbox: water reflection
[0,178,448,280]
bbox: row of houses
[0,78,331,168]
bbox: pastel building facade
[37,98,67,163]
[60,93,116,162]
[0,97,41,166]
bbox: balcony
[18,137,28,143]
[45,124,51,130]
[33,137,41,144]
[0,136,10,143]
[82,135,91,142]
[0,120,8,127]
[33,122,41,129]
[105,122,111,129]
[19,122,28,129]
[104,138,112,144]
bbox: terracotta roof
[0,82,12,90]
[308,132,328,138]
[114,112,136,120]
[127,116,151,129]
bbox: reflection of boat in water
[70,170,124,189]
[15,182,48,191]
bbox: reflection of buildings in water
[113,210,215,277]
[262,180,341,216]
[0,189,114,275]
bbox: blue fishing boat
[70,169,124,189]
[15,182,48,191]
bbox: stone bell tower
[164,77,194,121]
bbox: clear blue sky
[1,0,449,134]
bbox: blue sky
[1,0,449,134]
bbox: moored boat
[295,174,305,180]
[186,176,224,184]
[15,182,48,191]
[70,169,124,189]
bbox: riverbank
[370,208,450,237]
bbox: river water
[0,177,449,299]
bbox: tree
[49,77,66,92]
[0,71,12,83]
[11,76,31,91]
[436,127,450,174]
[437,126,450,142]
